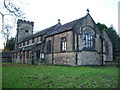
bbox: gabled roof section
[47,16,85,36]
[82,13,102,36]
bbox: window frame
[40,53,44,59]
[82,26,95,51]
[60,37,67,52]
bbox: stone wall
[25,51,31,64]
[45,54,52,64]
[45,30,73,53]
[45,30,75,65]
[102,30,113,62]
[104,61,120,66]
[95,34,102,53]
[53,30,73,52]
[77,51,102,65]
[53,52,76,66]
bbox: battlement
[17,19,34,27]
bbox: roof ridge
[61,16,85,27]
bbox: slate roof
[48,17,85,36]
[11,42,42,53]
[10,44,34,52]
[10,48,21,53]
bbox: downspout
[76,34,79,65]
[52,36,54,64]
[101,37,104,65]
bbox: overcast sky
[0,0,119,49]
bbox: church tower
[15,19,34,49]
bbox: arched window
[83,27,95,50]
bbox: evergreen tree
[97,23,120,60]
[5,37,15,51]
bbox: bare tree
[3,0,25,18]
[0,0,26,46]
[1,24,12,41]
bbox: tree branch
[4,0,20,17]
[0,12,4,16]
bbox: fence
[0,52,12,62]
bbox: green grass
[2,63,119,88]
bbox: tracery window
[83,28,95,50]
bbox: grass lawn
[2,62,119,88]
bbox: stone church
[11,11,113,66]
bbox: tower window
[25,30,28,32]
[83,29,95,50]
[25,27,29,32]
[61,37,67,52]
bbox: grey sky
[0,0,119,49]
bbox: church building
[11,11,113,66]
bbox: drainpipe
[76,34,79,65]
[52,36,54,64]
[101,38,104,65]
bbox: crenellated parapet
[17,19,34,27]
